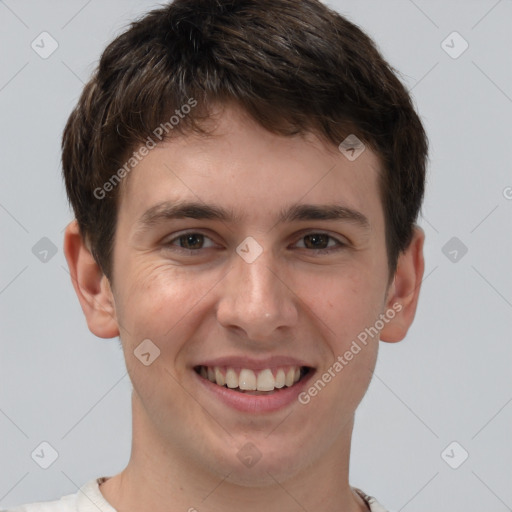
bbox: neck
[99,392,369,512]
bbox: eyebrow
[135,200,370,232]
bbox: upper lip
[193,356,314,370]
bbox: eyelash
[163,231,347,255]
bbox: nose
[216,248,299,342]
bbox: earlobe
[63,220,120,339]
[380,226,425,343]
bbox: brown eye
[177,233,205,250]
[303,233,330,250]
[294,232,346,254]
[164,232,216,252]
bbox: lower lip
[194,370,314,413]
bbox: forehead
[118,106,384,231]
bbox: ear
[63,220,119,339]
[380,225,425,343]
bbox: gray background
[1,1,511,510]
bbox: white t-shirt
[2,477,389,512]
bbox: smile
[194,365,311,394]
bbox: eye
[293,232,346,253]
[164,232,216,251]
[162,230,347,255]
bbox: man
[6,0,427,510]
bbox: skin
[64,104,424,512]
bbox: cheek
[115,263,210,408]
[303,274,380,408]
[123,268,184,338]
[309,266,384,342]
[116,260,222,346]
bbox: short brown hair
[62,0,428,283]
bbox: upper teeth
[199,366,302,391]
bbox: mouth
[194,365,313,395]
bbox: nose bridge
[216,244,298,337]
[238,253,280,308]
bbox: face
[98,105,399,484]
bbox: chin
[214,438,313,487]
